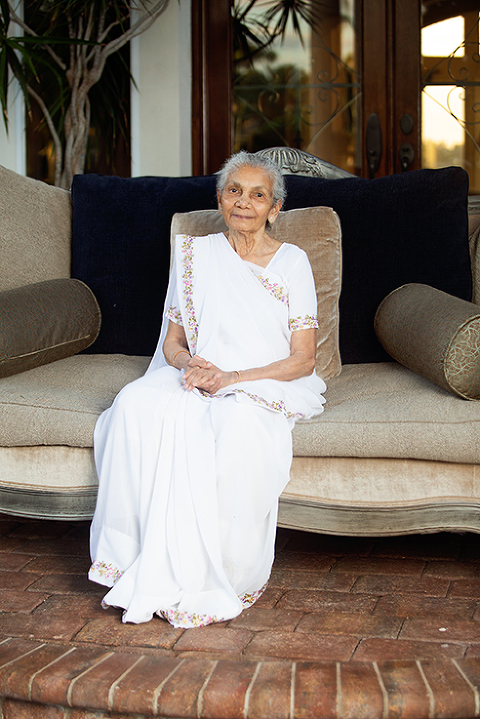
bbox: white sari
[89,233,326,628]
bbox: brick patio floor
[0,513,480,718]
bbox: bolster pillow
[0,278,101,378]
[374,283,480,400]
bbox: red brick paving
[352,637,467,661]
[0,515,479,717]
[374,594,477,619]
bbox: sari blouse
[149,233,326,421]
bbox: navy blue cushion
[71,174,217,355]
[71,166,470,363]
[286,166,470,363]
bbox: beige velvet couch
[2,154,480,537]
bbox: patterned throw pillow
[375,283,480,400]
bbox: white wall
[0,2,26,175]
[131,0,192,177]
[0,84,26,175]
[0,0,192,178]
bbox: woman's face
[217,165,282,235]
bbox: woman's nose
[235,195,250,207]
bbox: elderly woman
[89,151,327,628]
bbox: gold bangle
[234,370,241,383]
[172,349,190,367]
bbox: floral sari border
[181,235,199,353]
[166,305,183,325]
[157,582,268,628]
[90,557,268,628]
[89,559,123,586]
[289,314,319,331]
[235,389,305,419]
[256,274,289,305]
[199,387,305,419]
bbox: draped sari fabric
[89,233,326,627]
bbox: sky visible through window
[422,16,465,149]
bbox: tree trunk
[5,0,172,186]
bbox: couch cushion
[0,446,98,520]
[171,207,342,379]
[284,166,471,363]
[288,456,480,507]
[3,355,480,466]
[0,354,150,447]
[0,165,72,292]
[292,362,480,464]
[0,279,101,378]
[375,283,480,400]
[282,456,480,535]
[71,174,218,355]
[71,167,470,363]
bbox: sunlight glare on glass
[422,86,464,169]
[340,0,355,66]
[422,86,464,146]
[422,16,464,57]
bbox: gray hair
[216,150,286,206]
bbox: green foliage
[0,0,170,186]
[233,0,326,66]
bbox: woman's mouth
[232,213,253,220]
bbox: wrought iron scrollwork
[422,18,480,131]
[233,0,359,157]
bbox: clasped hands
[182,355,236,394]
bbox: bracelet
[234,370,241,383]
[172,349,190,367]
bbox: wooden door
[191,0,421,178]
[362,0,421,176]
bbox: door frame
[191,0,233,175]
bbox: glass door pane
[421,9,480,193]
[232,0,361,174]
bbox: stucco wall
[0,85,25,175]
[131,0,192,177]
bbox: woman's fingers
[183,368,212,389]
[188,355,213,369]
[182,367,225,393]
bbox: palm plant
[233,0,326,67]
[0,0,171,188]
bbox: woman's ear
[269,200,282,224]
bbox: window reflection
[233,0,360,175]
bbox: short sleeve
[287,249,319,332]
[164,241,183,326]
